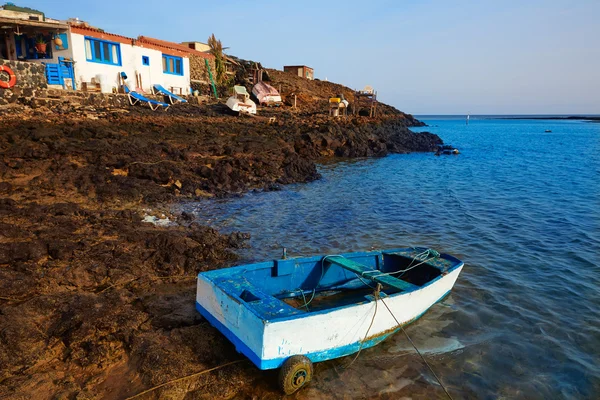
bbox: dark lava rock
[0,93,442,398]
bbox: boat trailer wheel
[278,355,313,395]
[293,370,307,385]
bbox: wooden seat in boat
[325,256,419,292]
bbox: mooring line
[347,283,382,367]
[380,298,454,400]
[124,359,245,399]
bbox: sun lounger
[152,84,187,104]
[123,84,170,111]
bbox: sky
[19,0,600,114]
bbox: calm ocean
[185,116,600,399]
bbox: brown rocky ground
[0,73,442,399]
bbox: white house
[0,4,215,95]
[67,24,214,95]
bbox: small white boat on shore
[252,81,282,106]
[226,85,257,115]
[196,247,464,394]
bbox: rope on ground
[0,294,37,304]
[98,278,141,294]
[99,275,196,294]
[347,283,382,368]
[379,297,454,400]
[0,296,26,301]
[124,359,245,400]
[128,160,178,167]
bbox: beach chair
[123,84,170,111]
[152,84,188,104]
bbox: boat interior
[232,85,250,102]
[207,248,460,321]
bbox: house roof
[284,65,313,70]
[70,24,135,45]
[137,36,214,59]
[69,23,215,59]
[1,3,44,16]
[225,56,240,65]
[181,40,209,46]
[0,16,68,29]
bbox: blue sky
[20,0,600,114]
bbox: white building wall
[48,43,73,64]
[69,32,190,94]
[69,32,131,92]
[133,45,190,94]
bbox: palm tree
[208,34,227,84]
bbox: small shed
[180,41,210,52]
[283,65,313,80]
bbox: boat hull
[258,94,282,106]
[226,96,257,114]
[196,251,463,370]
[252,81,283,106]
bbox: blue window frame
[162,54,183,75]
[142,56,150,66]
[84,37,121,66]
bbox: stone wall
[27,89,177,109]
[190,55,224,97]
[2,84,187,110]
[0,60,48,105]
[189,55,216,84]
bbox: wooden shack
[283,65,314,80]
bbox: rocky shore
[0,75,442,399]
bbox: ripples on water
[185,117,600,399]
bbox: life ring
[0,65,17,89]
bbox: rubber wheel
[278,355,313,395]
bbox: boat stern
[195,274,267,368]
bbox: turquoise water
[186,117,600,399]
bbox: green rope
[388,248,440,277]
[347,283,382,367]
[299,288,316,311]
[303,249,441,308]
[296,255,332,311]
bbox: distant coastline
[492,115,600,122]
[417,115,600,123]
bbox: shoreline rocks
[0,84,442,398]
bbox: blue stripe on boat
[196,288,452,370]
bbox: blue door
[45,57,76,89]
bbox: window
[142,56,150,66]
[84,37,121,66]
[162,54,183,75]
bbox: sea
[184,116,600,399]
